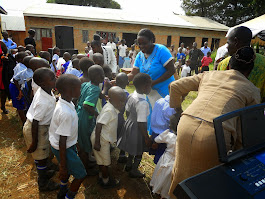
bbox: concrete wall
[23,16,227,53]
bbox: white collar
[133,90,146,100]
[59,97,75,111]
[39,87,55,101]
[107,102,120,114]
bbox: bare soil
[0,101,156,199]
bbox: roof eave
[0,6,7,15]
[23,13,229,32]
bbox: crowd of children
[1,39,192,199]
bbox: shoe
[57,186,68,199]
[101,178,120,189]
[129,169,145,178]
[118,156,127,164]
[39,179,60,192]
[125,165,132,172]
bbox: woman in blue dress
[128,28,175,108]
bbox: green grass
[209,50,217,71]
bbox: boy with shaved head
[91,86,127,189]
[23,68,59,191]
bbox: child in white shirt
[91,86,127,189]
[23,68,59,191]
[49,74,86,199]
[50,47,60,73]
[181,59,191,78]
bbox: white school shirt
[89,46,118,73]
[65,67,82,77]
[49,98,78,150]
[181,64,191,78]
[50,54,59,72]
[13,68,33,86]
[93,102,120,144]
[26,87,56,125]
[56,57,66,70]
[32,79,40,95]
[118,45,127,57]
[13,63,27,77]
[106,42,116,51]
[127,91,150,122]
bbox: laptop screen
[214,103,265,163]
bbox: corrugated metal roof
[23,3,229,32]
[1,11,25,31]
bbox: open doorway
[122,33,137,47]
[179,36,195,49]
[201,38,208,47]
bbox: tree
[47,0,121,9]
[182,0,265,27]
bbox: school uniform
[65,67,82,77]
[150,129,177,199]
[23,87,56,160]
[49,97,87,179]
[13,68,33,88]
[50,54,59,72]
[150,95,176,164]
[9,63,28,110]
[118,91,150,156]
[91,102,120,166]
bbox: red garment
[0,46,4,90]
[201,56,213,67]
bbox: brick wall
[23,16,227,53]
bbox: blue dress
[134,44,174,97]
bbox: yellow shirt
[217,53,265,101]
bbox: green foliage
[46,0,121,9]
[182,0,265,26]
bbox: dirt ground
[0,101,157,199]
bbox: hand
[59,166,68,181]
[17,90,23,100]
[94,142,101,151]
[27,143,37,153]
[94,111,99,118]
[110,80,116,86]
[145,137,152,148]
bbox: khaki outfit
[169,70,260,197]
[23,120,50,160]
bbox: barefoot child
[49,74,86,199]
[115,72,129,163]
[76,65,104,172]
[150,114,180,199]
[79,57,94,84]
[23,68,59,191]
[118,73,152,178]
[91,86,127,188]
